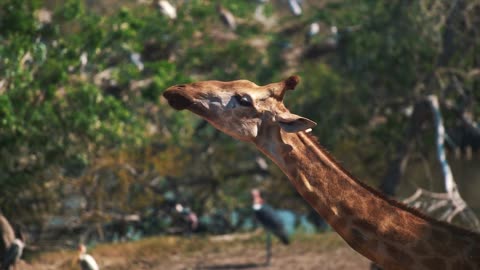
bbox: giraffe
[163,76,480,270]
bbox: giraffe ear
[277,112,317,133]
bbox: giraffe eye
[234,95,253,107]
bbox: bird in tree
[305,22,320,44]
[77,244,99,270]
[216,4,237,31]
[303,24,362,59]
[303,25,340,58]
[251,189,289,265]
[157,0,177,20]
[287,0,302,16]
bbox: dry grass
[22,232,370,270]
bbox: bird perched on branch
[288,0,302,16]
[216,4,237,31]
[77,244,99,270]
[251,189,289,265]
[157,0,177,20]
[303,25,339,58]
[305,22,320,44]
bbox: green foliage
[0,0,41,35]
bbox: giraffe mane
[303,132,480,238]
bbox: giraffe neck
[255,130,480,269]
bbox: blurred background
[0,0,479,269]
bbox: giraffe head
[163,76,316,142]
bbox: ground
[22,232,370,270]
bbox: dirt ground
[22,232,370,270]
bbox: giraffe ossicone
[163,76,480,270]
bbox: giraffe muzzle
[163,87,194,110]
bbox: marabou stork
[251,189,289,265]
[175,204,199,232]
[0,214,18,270]
[1,239,24,270]
[0,214,15,265]
[77,244,99,270]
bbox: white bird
[330,25,338,35]
[157,0,177,20]
[217,4,237,30]
[288,0,302,16]
[305,22,320,43]
[80,52,88,68]
[309,22,320,36]
[79,52,88,73]
[2,239,24,270]
[303,24,342,58]
[255,156,268,171]
[175,204,199,231]
[77,244,99,270]
[130,52,144,71]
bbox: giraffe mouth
[163,87,194,111]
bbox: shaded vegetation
[0,0,479,249]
